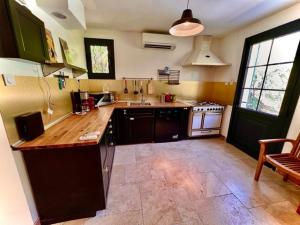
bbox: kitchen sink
[130,102,151,106]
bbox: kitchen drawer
[127,108,154,116]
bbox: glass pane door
[239,31,300,115]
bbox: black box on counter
[15,111,44,141]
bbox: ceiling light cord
[186,0,190,9]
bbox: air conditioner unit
[142,33,176,50]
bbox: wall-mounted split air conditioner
[142,33,176,50]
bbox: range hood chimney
[183,36,229,66]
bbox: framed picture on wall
[45,29,57,63]
[59,38,74,65]
[84,38,115,79]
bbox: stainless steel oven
[188,102,224,137]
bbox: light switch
[2,74,16,86]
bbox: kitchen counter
[14,101,190,150]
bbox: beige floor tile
[53,138,300,225]
[85,211,143,225]
[143,207,183,225]
[125,162,152,183]
[114,147,136,165]
[106,183,141,214]
[171,187,204,225]
[110,165,126,186]
[216,168,300,208]
[250,201,300,225]
[139,178,169,194]
[189,171,232,198]
[196,194,258,225]
[141,188,183,225]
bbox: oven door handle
[204,112,222,115]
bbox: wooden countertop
[14,101,190,151]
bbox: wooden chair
[254,132,300,214]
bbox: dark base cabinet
[116,109,155,144]
[116,107,190,145]
[22,120,115,225]
[179,107,190,139]
[155,107,190,142]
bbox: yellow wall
[88,79,236,104]
[0,76,89,144]
[0,76,236,145]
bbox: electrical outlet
[47,108,54,115]
[2,74,16,86]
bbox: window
[240,31,300,115]
[84,38,115,79]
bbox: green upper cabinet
[0,0,49,63]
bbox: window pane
[240,89,261,110]
[90,45,109,73]
[248,40,272,66]
[244,67,265,88]
[263,63,293,90]
[269,31,300,64]
[257,90,285,115]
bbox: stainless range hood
[183,36,229,66]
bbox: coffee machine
[71,91,90,113]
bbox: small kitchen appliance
[89,92,115,107]
[71,91,90,113]
[15,111,44,141]
[188,102,224,137]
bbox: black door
[228,19,300,159]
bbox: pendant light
[169,0,204,37]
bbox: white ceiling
[83,0,298,36]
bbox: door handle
[129,117,135,121]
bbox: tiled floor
[56,138,300,225]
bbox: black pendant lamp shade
[169,1,204,37]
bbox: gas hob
[191,102,224,112]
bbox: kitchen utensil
[124,79,128,94]
[134,80,139,95]
[140,81,143,94]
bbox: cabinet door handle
[129,117,135,121]
[109,125,113,128]
[110,142,114,146]
[109,119,112,122]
